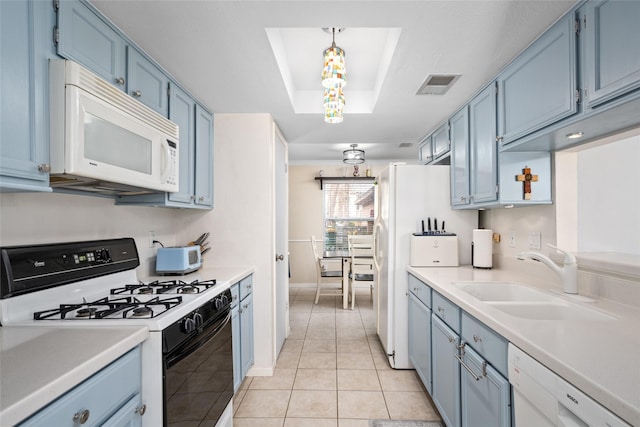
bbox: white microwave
[49,59,179,195]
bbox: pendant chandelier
[322,28,346,123]
[343,144,365,164]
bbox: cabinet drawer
[461,312,508,377]
[19,347,141,426]
[408,274,431,308]
[230,283,240,308]
[239,274,253,300]
[433,291,460,332]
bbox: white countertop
[407,265,640,426]
[0,325,148,426]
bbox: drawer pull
[136,404,147,416]
[473,334,482,343]
[437,306,444,312]
[73,409,90,424]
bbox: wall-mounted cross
[515,166,538,200]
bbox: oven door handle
[165,310,231,369]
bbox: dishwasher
[508,344,630,427]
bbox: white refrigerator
[374,164,477,369]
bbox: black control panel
[0,238,140,299]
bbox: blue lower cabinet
[408,292,432,393]
[240,292,254,378]
[460,345,511,427]
[431,314,461,427]
[231,277,254,392]
[19,348,142,426]
[231,292,241,392]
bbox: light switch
[528,231,541,250]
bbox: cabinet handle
[473,334,482,343]
[199,196,205,202]
[115,77,125,86]
[496,136,503,142]
[132,90,142,97]
[437,306,444,313]
[454,353,487,381]
[135,404,147,416]
[37,163,50,173]
[73,409,90,424]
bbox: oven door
[163,309,233,426]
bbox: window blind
[323,180,375,251]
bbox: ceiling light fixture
[322,28,346,123]
[566,131,585,139]
[343,144,365,164]
[324,86,345,124]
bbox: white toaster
[410,234,459,267]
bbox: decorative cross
[515,166,538,200]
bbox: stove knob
[193,312,203,328]
[183,317,196,333]
[221,294,229,306]
[214,298,223,310]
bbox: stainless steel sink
[453,281,615,321]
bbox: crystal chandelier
[322,28,346,123]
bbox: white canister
[472,229,493,269]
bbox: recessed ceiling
[266,27,401,114]
[90,0,578,165]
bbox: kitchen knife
[427,217,431,232]
[421,220,425,234]
[442,221,445,232]
[201,247,211,256]
[434,218,438,232]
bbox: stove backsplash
[0,192,180,276]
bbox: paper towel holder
[472,229,493,269]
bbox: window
[323,180,375,251]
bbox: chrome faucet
[517,244,578,294]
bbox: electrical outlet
[148,231,156,248]
[509,231,517,248]
[529,231,542,250]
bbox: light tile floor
[233,286,442,427]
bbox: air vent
[416,74,461,95]
[398,142,413,148]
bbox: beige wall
[288,163,388,285]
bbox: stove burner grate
[110,279,217,295]
[33,296,183,320]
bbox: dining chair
[347,234,375,310]
[310,235,344,304]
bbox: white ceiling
[90,0,577,165]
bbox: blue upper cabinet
[468,84,498,205]
[418,136,433,165]
[168,84,197,205]
[431,122,450,161]
[583,0,640,108]
[58,1,170,115]
[0,0,55,192]
[57,0,126,89]
[497,13,578,146]
[449,107,470,207]
[195,104,214,208]
[127,47,170,117]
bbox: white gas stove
[0,238,234,427]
